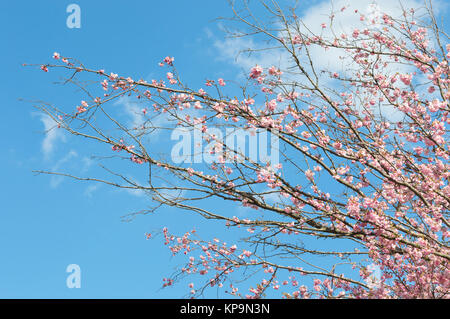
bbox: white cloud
[263,191,281,204]
[114,95,172,141]
[126,187,146,197]
[294,0,443,121]
[214,36,291,72]
[212,0,444,121]
[50,150,78,188]
[294,0,425,73]
[81,156,95,173]
[84,183,101,198]
[115,95,146,129]
[39,114,66,160]
[214,0,429,74]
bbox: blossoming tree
[33,1,449,298]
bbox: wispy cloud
[50,150,78,188]
[39,114,66,160]
[84,183,101,198]
[81,156,95,173]
[114,95,170,141]
[212,0,443,121]
[115,95,146,129]
[214,36,293,77]
[214,0,427,75]
[293,0,425,73]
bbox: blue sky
[0,0,238,298]
[1,0,447,298]
[1,0,291,299]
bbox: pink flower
[249,65,263,79]
[163,56,174,65]
[301,131,311,138]
[218,78,226,86]
[53,52,60,60]
[313,279,322,291]
[109,73,118,81]
[399,74,412,85]
[428,99,445,112]
[266,99,277,112]
[101,79,108,91]
[305,169,315,182]
[77,106,87,114]
[268,66,282,76]
[244,98,255,105]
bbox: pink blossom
[163,56,174,65]
[109,73,118,81]
[266,99,277,112]
[249,65,263,79]
[268,66,282,76]
[77,106,86,114]
[399,73,412,85]
[305,169,315,182]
